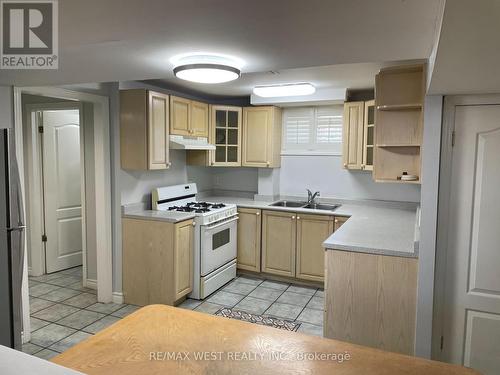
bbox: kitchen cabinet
[120,89,170,170]
[334,216,349,231]
[343,100,375,171]
[170,96,209,137]
[261,209,338,282]
[174,219,194,300]
[373,64,424,184]
[190,100,209,137]
[122,217,194,306]
[236,208,261,272]
[296,214,334,282]
[324,249,418,355]
[363,100,375,171]
[210,105,242,166]
[343,101,365,170]
[261,210,296,277]
[242,106,282,168]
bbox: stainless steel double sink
[269,200,340,212]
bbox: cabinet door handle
[192,222,196,227]
[256,212,260,216]
[297,216,301,220]
[334,219,339,223]
[291,216,296,220]
[266,161,270,166]
[343,163,347,168]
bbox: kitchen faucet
[307,189,320,205]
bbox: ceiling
[428,0,500,94]
[1,0,443,94]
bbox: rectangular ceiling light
[253,83,316,98]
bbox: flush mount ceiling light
[171,53,243,84]
[253,83,316,98]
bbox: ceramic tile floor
[178,275,324,337]
[23,266,139,360]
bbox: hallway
[24,267,138,359]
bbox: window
[282,105,343,155]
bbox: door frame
[433,94,500,360]
[14,86,113,343]
[25,103,87,285]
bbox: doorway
[24,103,86,277]
[13,86,113,346]
[435,95,500,375]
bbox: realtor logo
[1,0,58,69]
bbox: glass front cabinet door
[210,105,242,166]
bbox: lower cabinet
[236,208,262,272]
[296,214,334,282]
[174,219,194,300]
[261,210,297,277]
[334,216,349,231]
[260,210,337,282]
[122,217,194,306]
[324,250,418,355]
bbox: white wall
[121,150,188,205]
[187,166,258,195]
[415,95,443,358]
[279,155,421,202]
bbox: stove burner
[211,203,226,209]
[167,201,228,213]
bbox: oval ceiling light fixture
[171,53,243,84]
[253,83,316,98]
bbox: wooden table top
[52,305,479,375]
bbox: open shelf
[375,178,421,185]
[373,64,425,184]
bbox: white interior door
[442,104,500,374]
[41,109,83,273]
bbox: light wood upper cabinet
[190,101,209,137]
[237,208,262,272]
[296,214,334,282]
[170,96,190,136]
[343,101,365,170]
[373,64,425,184]
[363,100,375,171]
[120,89,170,170]
[122,217,193,306]
[261,210,296,277]
[210,105,242,166]
[174,219,194,300]
[242,106,282,168]
[170,96,209,137]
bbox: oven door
[200,216,238,277]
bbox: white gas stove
[152,183,238,299]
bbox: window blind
[282,105,343,154]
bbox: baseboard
[112,292,124,304]
[84,278,97,290]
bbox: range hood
[169,135,216,150]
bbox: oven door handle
[205,216,239,231]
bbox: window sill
[281,151,342,156]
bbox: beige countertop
[122,209,195,223]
